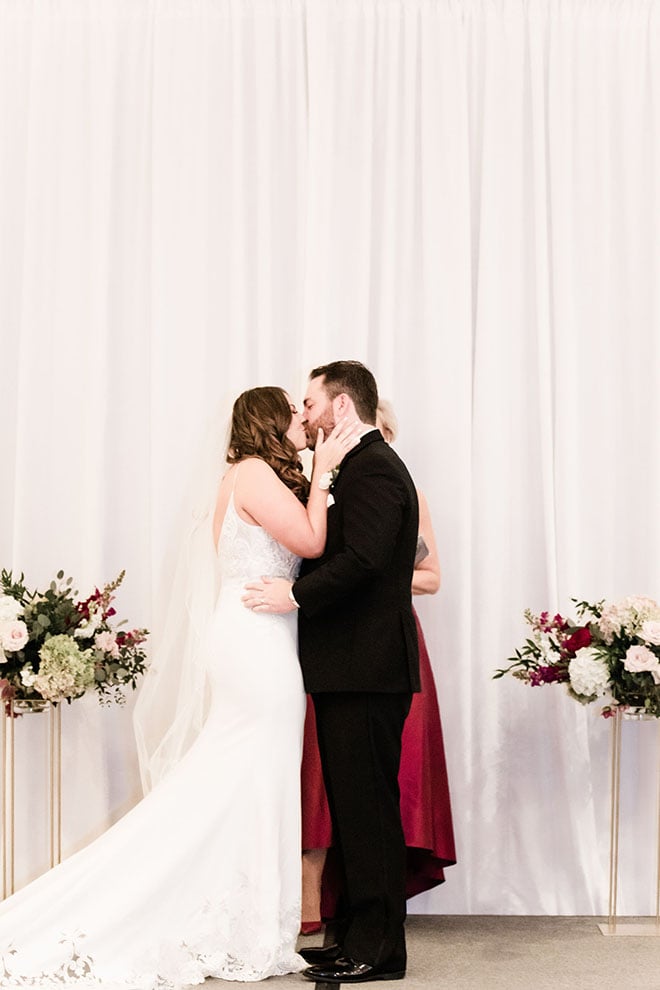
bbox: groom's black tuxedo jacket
[293,430,420,694]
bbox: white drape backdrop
[1,0,659,915]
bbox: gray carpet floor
[209,915,660,989]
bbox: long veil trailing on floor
[133,414,230,792]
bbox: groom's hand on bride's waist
[242,577,298,614]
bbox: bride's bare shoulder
[215,458,274,503]
[234,457,279,481]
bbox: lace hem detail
[0,934,99,989]
[0,899,307,987]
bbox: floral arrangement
[0,569,148,713]
[494,596,660,717]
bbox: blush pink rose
[0,620,29,652]
[640,621,660,647]
[624,645,660,684]
[94,631,120,659]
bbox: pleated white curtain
[1,0,659,915]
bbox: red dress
[301,610,456,914]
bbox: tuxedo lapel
[332,429,383,489]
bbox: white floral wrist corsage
[318,468,339,491]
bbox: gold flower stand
[598,708,660,936]
[1,700,62,899]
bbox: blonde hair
[376,398,398,444]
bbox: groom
[245,361,420,984]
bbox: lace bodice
[216,493,301,584]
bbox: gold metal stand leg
[608,711,622,929]
[2,703,15,899]
[656,719,660,926]
[1,707,4,901]
[599,710,660,936]
[1,701,63,900]
[49,704,62,868]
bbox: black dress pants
[312,690,412,969]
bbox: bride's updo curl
[227,386,310,503]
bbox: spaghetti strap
[213,465,241,553]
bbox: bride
[0,386,358,988]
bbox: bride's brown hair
[227,386,310,502]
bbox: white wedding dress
[0,493,307,987]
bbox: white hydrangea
[568,648,610,699]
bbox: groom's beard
[305,410,336,450]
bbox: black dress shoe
[299,943,343,964]
[303,955,406,983]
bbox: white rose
[568,648,610,699]
[74,613,102,639]
[0,620,29,652]
[624,645,660,685]
[94,631,119,658]
[0,595,23,623]
[639,621,660,647]
[20,665,36,688]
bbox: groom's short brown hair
[309,360,378,424]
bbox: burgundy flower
[561,626,592,656]
[529,665,569,686]
[116,629,147,648]
[77,588,102,620]
[0,678,16,718]
[537,611,568,634]
[77,587,117,622]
